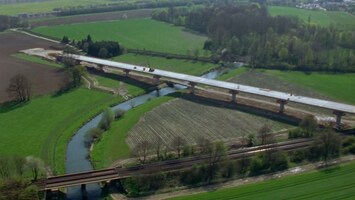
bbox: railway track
[37,138,313,190]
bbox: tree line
[152,3,355,72]
[62,35,123,59]
[0,15,27,31]
[0,155,45,199]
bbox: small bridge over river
[69,54,355,128]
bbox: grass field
[12,53,62,68]
[0,88,122,174]
[171,161,355,200]
[91,95,175,169]
[114,54,217,75]
[33,18,207,54]
[0,0,113,15]
[266,70,355,104]
[269,6,355,30]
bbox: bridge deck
[72,55,355,114]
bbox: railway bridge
[69,54,355,128]
[38,139,313,198]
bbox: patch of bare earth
[0,32,66,103]
[126,98,292,150]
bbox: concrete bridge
[69,54,355,128]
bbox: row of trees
[152,4,355,72]
[62,35,124,58]
[0,155,45,199]
[0,15,27,31]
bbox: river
[65,67,231,199]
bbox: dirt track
[0,32,65,103]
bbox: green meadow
[0,88,122,174]
[171,161,355,200]
[269,6,355,30]
[266,70,355,104]
[33,18,207,54]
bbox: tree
[61,36,69,44]
[132,141,152,164]
[257,124,272,145]
[98,107,115,131]
[300,115,318,137]
[207,142,227,181]
[13,156,26,177]
[317,128,341,164]
[171,136,187,158]
[197,137,212,154]
[7,74,31,102]
[247,134,256,147]
[25,156,45,181]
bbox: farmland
[29,9,155,27]
[0,0,114,15]
[91,95,176,169]
[0,32,65,103]
[126,98,292,150]
[0,88,122,173]
[269,6,355,30]
[114,54,216,75]
[171,161,355,200]
[32,18,208,54]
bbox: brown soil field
[30,9,155,27]
[126,98,293,150]
[0,32,66,103]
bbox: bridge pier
[123,69,130,77]
[45,189,52,200]
[230,90,238,102]
[189,82,197,94]
[333,110,345,129]
[277,99,288,113]
[81,184,87,199]
[97,64,104,71]
[153,75,161,85]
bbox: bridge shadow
[177,93,301,126]
[88,68,153,93]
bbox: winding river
[65,67,231,199]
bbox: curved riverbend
[65,69,229,199]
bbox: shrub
[249,156,264,175]
[98,107,115,131]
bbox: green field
[266,70,355,104]
[171,161,355,200]
[0,88,122,174]
[33,18,207,54]
[269,6,355,30]
[91,95,176,169]
[0,0,114,15]
[114,54,216,75]
[12,53,62,68]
